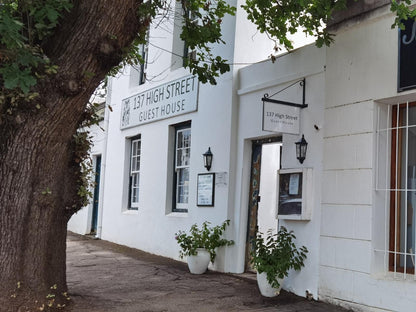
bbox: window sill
[166,212,188,218]
[123,209,139,215]
[371,271,416,283]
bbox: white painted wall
[236,44,326,299]
[320,5,416,311]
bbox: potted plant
[250,226,308,297]
[175,220,234,274]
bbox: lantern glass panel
[301,144,307,157]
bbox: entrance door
[91,155,101,234]
[245,138,281,271]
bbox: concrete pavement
[66,232,351,312]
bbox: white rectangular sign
[262,102,300,134]
[121,75,198,129]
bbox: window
[389,103,416,273]
[181,8,197,67]
[376,102,416,276]
[171,2,197,70]
[130,32,149,86]
[129,136,141,209]
[173,122,191,212]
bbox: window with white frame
[130,31,149,86]
[376,102,416,275]
[129,136,141,209]
[181,8,197,67]
[171,1,197,70]
[173,122,191,212]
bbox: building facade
[70,0,274,272]
[319,3,416,311]
[69,1,416,311]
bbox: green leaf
[0,63,37,94]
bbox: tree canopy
[0,0,414,95]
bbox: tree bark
[0,1,142,310]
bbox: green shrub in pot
[250,226,308,289]
[175,220,234,263]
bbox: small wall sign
[399,19,416,92]
[197,173,215,206]
[215,172,228,187]
[262,102,300,134]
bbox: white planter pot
[256,272,283,297]
[187,248,210,274]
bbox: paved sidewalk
[66,232,351,312]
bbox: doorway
[245,138,282,271]
[91,155,101,234]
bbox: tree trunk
[0,1,142,310]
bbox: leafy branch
[241,0,416,54]
[180,0,236,84]
[241,0,348,51]
[2,0,416,94]
[391,0,416,30]
[0,0,72,94]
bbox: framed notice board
[277,168,312,220]
[197,173,215,206]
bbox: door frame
[91,155,102,234]
[245,136,281,271]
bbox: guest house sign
[262,102,300,134]
[399,19,416,91]
[261,78,307,134]
[121,75,198,129]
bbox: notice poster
[289,173,300,195]
[197,173,215,206]
[278,172,303,215]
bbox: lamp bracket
[262,78,308,109]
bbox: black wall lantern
[203,147,213,171]
[295,135,308,164]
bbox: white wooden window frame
[174,126,191,211]
[130,31,149,86]
[129,136,141,209]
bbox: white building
[69,1,416,311]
